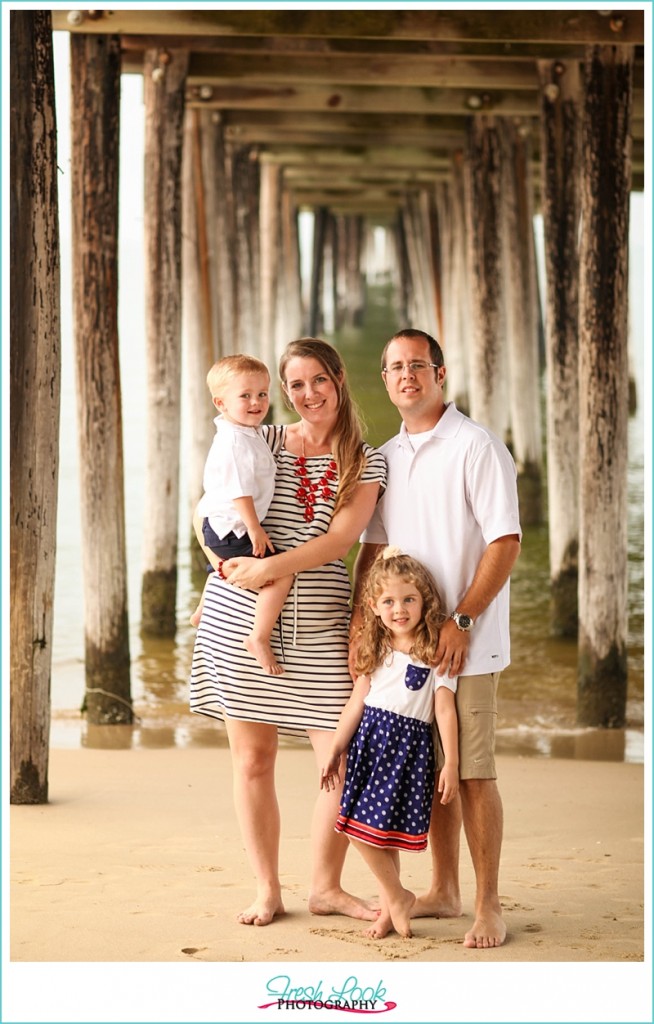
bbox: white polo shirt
[361,402,522,676]
[197,417,276,540]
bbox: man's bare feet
[309,888,378,922]
[411,888,462,919]
[237,895,285,927]
[387,889,415,938]
[463,906,506,948]
[244,635,284,675]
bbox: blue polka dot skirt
[335,705,435,852]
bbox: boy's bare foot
[190,607,202,627]
[309,887,378,922]
[237,895,285,927]
[388,888,416,938]
[244,636,284,675]
[463,907,506,948]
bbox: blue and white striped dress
[189,425,387,735]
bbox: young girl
[320,547,459,939]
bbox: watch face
[458,615,472,629]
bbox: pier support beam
[578,45,633,727]
[232,145,261,351]
[141,47,188,636]
[10,10,60,802]
[538,59,582,636]
[279,188,304,346]
[500,119,543,525]
[70,32,132,720]
[182,108,216,532]
[259,159,282,373]
[464,115,507,437]
[308,206,327,336]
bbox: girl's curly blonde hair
[354,547,445,676]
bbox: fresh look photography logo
[259,975,397,1013]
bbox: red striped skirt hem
[335,814,428,852]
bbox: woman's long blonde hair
[354,547,445,676]
[279,338,366,516]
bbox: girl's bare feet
[388,888,416,938]
[237,895,285,927]
[364,910,393,939]
[244,635,284,675]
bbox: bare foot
[244,635,284,675]
[411,888,462,919]
[237,895,285,927]
[463,907,506,948]
[190,607,202,627]
[364,910,393,939]
[309,888,378,922]
[388,888,415,938]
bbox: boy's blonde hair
[206,354,270,399]
[355,546,445,676]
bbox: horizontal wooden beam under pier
[52,9,645,44]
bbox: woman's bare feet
[309,887,378,922]
[237,895,285,927]
[244,635,284,675]
[388,888,415,938]
[411,886,462,919]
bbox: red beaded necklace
[293,427,338,523]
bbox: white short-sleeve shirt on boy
[361,402,522,676]
[197,416,276,540]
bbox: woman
[190,338,387,927]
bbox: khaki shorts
[434,672,500,780]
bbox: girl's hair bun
[381,545,403,560]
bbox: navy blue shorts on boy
[202,518,275,562]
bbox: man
[352,328,521,949]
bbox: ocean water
[49,37,647,761]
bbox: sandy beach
[10,745,644,965]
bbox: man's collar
[396,402,461,448]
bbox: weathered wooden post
[308,206,328,337]
[10,10,60,802]
[345,215,366,327]
[182,108,216,535]
[208,113,237,355]
[538,59,582,636]
[232,145,261,351]
[141,47,189,636]
[392,216,411,325]
[464,115,508,438]
[279,186,303,348]
[70,33,132,722]
[401,189,438,335]
[444,154,471,412]
[577,45,633,727]
[500,119,543,525]
[259,157,282,373]
[435,178,467,407]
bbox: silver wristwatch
[451,611,474,632]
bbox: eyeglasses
[382,361,441,377]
